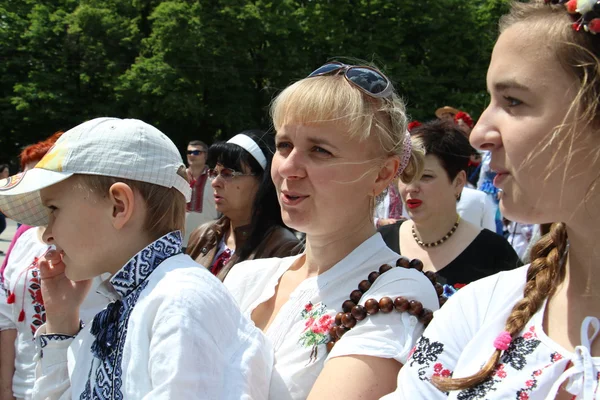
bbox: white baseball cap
[0,117,191,226]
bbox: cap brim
[0,169,73,226]
[435,106,461,119]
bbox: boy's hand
[39,250,91,336]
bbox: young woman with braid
[385,1,600,398]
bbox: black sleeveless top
[378,221,522,286]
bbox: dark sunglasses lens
[188,150,202,155]
[308,63,344,77]
[346,67,389,94]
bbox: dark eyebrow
[492,79,531,93]
[306,136,339,151]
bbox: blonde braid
[433,222,568,391]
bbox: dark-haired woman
[186,130,300,280]
[379,120,520,291]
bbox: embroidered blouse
[0,228,108,400]
[383,265,600,400]
[32,231,273,400]
[224,233,439,400]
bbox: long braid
[432,222,568,391]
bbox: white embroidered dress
[0,228,108,400]
[384,266,600,400]
[224,233,439,400]
[32,231,273,400]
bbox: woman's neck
[301,217,376,278]
[562,222,600,298]
[412,210,459,244]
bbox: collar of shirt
[96,231,183,300]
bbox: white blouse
[32,232,272,400]
[224,233,439,400]
[384,265,600,400]
[0,228,108,400]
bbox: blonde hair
[270,71,423,184]
[77,175,186,240]
[433,0,600,391]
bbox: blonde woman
[224,62,440,399]
[386,1,600,398]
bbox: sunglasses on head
[307,62,393,98]
[187,150,206,156]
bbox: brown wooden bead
[424,270,437,283]
[342,300,356,313]
[351,305,367,321]
[379,297,394,313]
[350,290,363,304]
[335,312,344,326]
[394,296,410,312]
[326,341,335,352]
[358,280,371,293]
[379,263,393,274]
[342,312,357,328]
[396,256,411,268]
[439,296,448,307]
[421,309,434,325]
[435,282,444,296]
[336,326,347,338]
[365,298,380,315]
[329,326,339,340]
[368,271,380,283]
[408,300,423,316]
[409,258,424,271]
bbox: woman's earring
[456,193,461,201]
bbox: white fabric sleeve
[32,325,74,400]
[144,277,272,400]
[0,284,14,330]
[481,193,497,232]
[386,273,501,399]
[327,268,439,365]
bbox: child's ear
[108,182,136,230]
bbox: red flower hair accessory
[545,0,600,34]
[454,111,474,129]
[407,120,422,132]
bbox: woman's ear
[108,182,136,230]
[453,170,467,196]
[374,156,400,196]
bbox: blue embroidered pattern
[80,231,182,400]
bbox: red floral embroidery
[298,302,335,364]
[432,362,452,378]
[28,268,46,336]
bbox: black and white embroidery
[500,336,541,371]
[409,336,446,381]
[456,327,542,400]
[79,231,182,400]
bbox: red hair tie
[494,331,512,351]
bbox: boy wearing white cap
[0,117,272,399]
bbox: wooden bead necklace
[327,255,447,352]
[412,215,461,248]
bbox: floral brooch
[546,0,600,34]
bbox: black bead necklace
[412,215,461,248]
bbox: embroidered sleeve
[32,324,76,400]
[0,285,14,330]
[389,274,501,399]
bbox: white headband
[227,134,267,170]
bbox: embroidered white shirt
[32,232,272,400]
[0,228,108,400]
[224,233,439,400]
[384,265,600,400]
